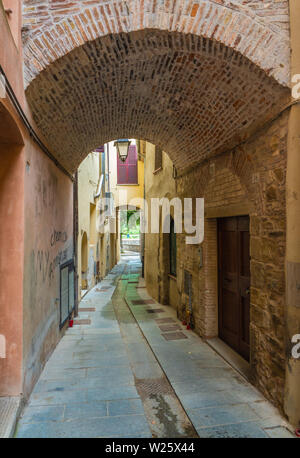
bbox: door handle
[245,288,250,295]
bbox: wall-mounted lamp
[114,139,131,162]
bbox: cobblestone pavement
[15,254,295,438]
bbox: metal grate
[131,299,155,305]
[162,332,187,341]
[147,308,165,314]
[155,318,176,324]
[0,397,21,438]
[135,378,173,399]
[158,324,182,332]
[78,307,95,312]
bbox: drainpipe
[106,142,110,194]
[141,144,146,277]
[284,0,300,427]
[73,171,79,317]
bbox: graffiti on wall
[35,248,69,286]
[50,230,67,247]
[34,230,70,286]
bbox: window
[117,145,138,184]
[60,260,75,327]
[154,145,162,172]
[172,165,177,179]
[169,217,176,276]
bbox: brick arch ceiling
[22,1,291,174]
[25,28,290,174]
[23,0,290,87]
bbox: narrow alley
[1,0,300,442]
[15,254,293,439]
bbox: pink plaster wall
[0,98,25,396]
[0,1,24,103]
[22,139,74,397]
[0,4,75,398]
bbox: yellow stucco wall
[77,152,100,295]
[77,151,116,297]
[144,142,179,310]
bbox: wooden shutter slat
[117,145,137,184]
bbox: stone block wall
[145,109,288,411]
[175,110,288,410]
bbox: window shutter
[117,154,127,184]
[117,145,138,184]
[127,145,138,184]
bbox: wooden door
[218,216,250,361]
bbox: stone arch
[22,0,290,86]
[24,28,290,175]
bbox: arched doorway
[80,232,88,293]
[119,205,141,256]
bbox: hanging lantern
[114,139,131,162]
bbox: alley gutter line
[111,274,198,437]
[0,65,74,182]
[115,274,199,438]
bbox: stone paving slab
[112,270,198,438]
[125,259,295,439]
[19,405,65,424]
[16,414,151,438]
[33,374,135,393]
[15,255,296,438]
[187,403,261,428]
[15,265,152,439]
[196,421,270,438]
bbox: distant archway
[81,231,88,290]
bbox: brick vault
[22,1,291,173]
